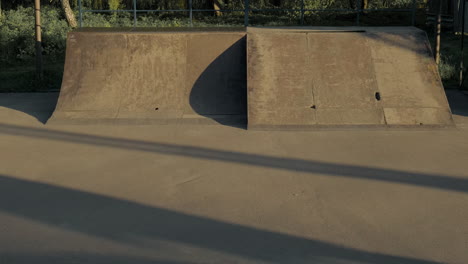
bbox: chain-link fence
[77,0,421,27]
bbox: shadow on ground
[0,84,466,128]
[0,174,443,264]
[0,123,467,194]
[0,93,59,124]
[0,253,197,264]
[446,89,468,117]
[189,37,247,128]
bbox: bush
[0,6,69,65]
[0,1,427,66]
[41,6,69,61]
[0,2,460,92]
[439,55,457,82]
[0,6,36,63]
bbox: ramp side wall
[247,27,453,129]
[49,31,246,124]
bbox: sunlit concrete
[0,91,467,264]
[247,27,453,128]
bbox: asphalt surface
[0,91,467,264]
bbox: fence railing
[77,0,418,28]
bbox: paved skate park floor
[0,91,468,264]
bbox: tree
[109,0,122,11]
[61,0,77,28]
[213,0,222,16]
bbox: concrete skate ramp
[247,27,454,129]
[49,28,246,125]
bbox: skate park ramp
[48,28,246,125]
[247,27,454,129]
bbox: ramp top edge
[73,27,246,33]
[72,26,421,34]
[247,26,422,33]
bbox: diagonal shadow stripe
[0,252,197,264]
[0,123,467,194]
[0,174,442,264]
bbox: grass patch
[426,29,467,89]
[0,61,64,92]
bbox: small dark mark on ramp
[48,28,247,126]
[247,27,454,129]
[50,27,454,129]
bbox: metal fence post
[460,0,466,89]
[300,0,305,25]
[78,0,82,28]
[244,0,249,26]
[133,0,137,27]
[189,0,193,27]
[411,0,417,26]
[34,0,43,79]
[435,0,442,64]
[355,0,361,26]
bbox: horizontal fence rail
[77,0,418,28]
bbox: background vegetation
[0,0,463,92]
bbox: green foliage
[0,6,35,63]
[108,0,123,11]
[41,6,69,59]
[439,55,457,81]
[2,1,458,92]
[0,1,432,66]
[0,6,68,64]
[1,0,429,11]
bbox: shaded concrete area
[0,92,468,264]
[0,93,59,124]
[0,175,447,264]
[188,35,247,126]
[447,90,468,116]
[446,89,468,129]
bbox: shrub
[41,6,69,60]
[0,6,70,65]
[439,55,457,81]
[0,6,36,63]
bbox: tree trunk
[61,0,77,28]
[213,0,222,16]
[363,0,368,9]
[435,0,443,64]
[35,0,43,79]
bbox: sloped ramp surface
[247,27,454,129]
[48,29,246,125]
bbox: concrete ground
[0,91,468,264]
